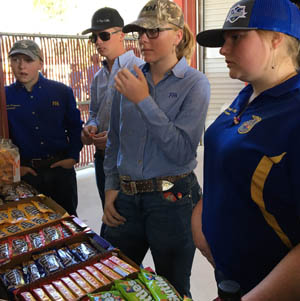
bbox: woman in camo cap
[102,0,210,298]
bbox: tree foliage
[33,0,70,19]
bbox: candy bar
[94,262,122,281]
[85,265,111,286]
[114,278,154,301]
[108,255,138,273]
[138,269,181,301]
[52,280,77,301]
[77,268,102,289]
[69,272,94,293]
[87,290,125,300]
[100,258,129,277]
[60,276,86,298]
[33,288,52,301]
[43,284,65,301]
[19,291,37,300]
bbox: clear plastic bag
[0,138,20,185]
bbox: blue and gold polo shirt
[203,73,300,293]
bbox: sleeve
[103,91,121,191]
[137,74,210,165]
[64,87,83,162]
[84,76,99,128]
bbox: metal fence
[0,32,141,168]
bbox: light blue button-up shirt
[104,57,210,190]
[85,50,144,132]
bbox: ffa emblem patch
[238,115,261,134]
[226,5,247,23]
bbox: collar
[141,57,188,79]
[15,73,45,90]
[102,50,135,70]
[240,72,300,100]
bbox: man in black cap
[81,7,144,234]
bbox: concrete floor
[76,146,217,300]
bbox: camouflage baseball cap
[122,0,184,33]
[9,39,43,61]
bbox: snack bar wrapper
[138,269,182,301]
[88,290,125,301]
[114,278,155,301]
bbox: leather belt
[22,153,66,169]
[120,173,190,195]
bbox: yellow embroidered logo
[224,106,237,116]
[6,104,21,110]
[52,101,60,107]
[238,115,262,134]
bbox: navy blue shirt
[203,73,300,293]
[5,74,83,161]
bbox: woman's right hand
[102,189,126,227]
[192,199,216,267]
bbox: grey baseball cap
[123,0,184,33]
[82,7,124,35]
[9,39,43,61]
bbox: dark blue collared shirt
[203,73,300,293]
[5,74,83,161]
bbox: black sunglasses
[132,28,173,40]
[89,30,121,43]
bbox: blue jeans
[94,150,106,236]
[103,172,201,298]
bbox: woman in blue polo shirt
[102,0,210,298]
[195,0,300,299]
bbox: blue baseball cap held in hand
[196,0,300,47]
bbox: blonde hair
[175,23,195,65]
[257,30,300,70]
[285,35,300,70]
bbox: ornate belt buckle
[161,180,174,191]
[130,182,138,194]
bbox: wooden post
[0,47,9,139]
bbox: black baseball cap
[196,0,300,47]
[82,7,124,35]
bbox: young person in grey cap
[5,39,83,215]
[102,0,210,298]
[194,0,300,299]
[81,7,144,235]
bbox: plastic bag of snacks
[0,138,20,185]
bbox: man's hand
[114,65,149,104]
[20,166,37,177]
[51,158,76,169]
[102,189,126,227]
[92,131,107,150]
[81,125,98,145]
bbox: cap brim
[82,24,117,35]
[9,49,38,61]
[123,17,164,33]
[196,27,258,47]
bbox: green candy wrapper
[114,278,154,301]
[138,269,182,301]
[88,290,125,300]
